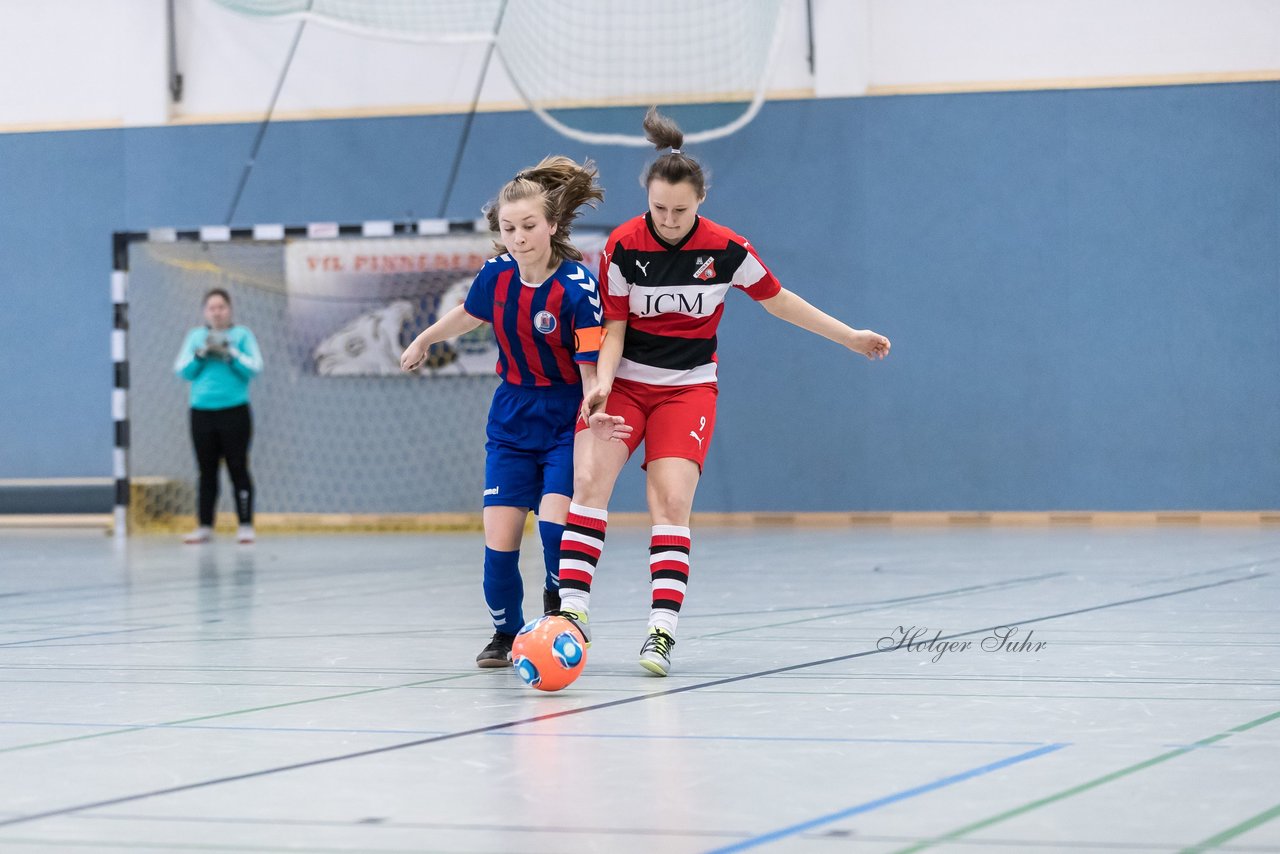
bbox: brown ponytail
[485,155,604,262]
[641,106,708,198]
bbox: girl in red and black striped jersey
[401,156,630,669]
[555,108,891,676]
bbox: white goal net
[209,0,789,145]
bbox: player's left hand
[579,382,611,422]
[586,411,632,443]
[850,329,891,360]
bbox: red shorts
[578,378,718,470]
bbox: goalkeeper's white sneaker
[639,627,676,676]
[236,525,256,544]
[183,527,212,544]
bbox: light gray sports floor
[0,525,1277,853]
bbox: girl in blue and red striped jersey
[554,108,892,676]
[400,156,630,667]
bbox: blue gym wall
[1,83,1276,511]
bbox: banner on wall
[284,231,607,377]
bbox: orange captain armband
[574,325,605,355]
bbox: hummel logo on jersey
[635,259,650,275]
[483,486,500,496]
[693,256,716,281]
[569,266,596,293]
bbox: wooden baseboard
[4,510,1275,533]
[866,69,1280,97]
[118,509,1280,534]
[685,511,1280,527]
[0,514,113,529]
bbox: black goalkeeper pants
[190,404,254,527]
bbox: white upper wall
[1,0,1278,132]
[864,0,1280,94]
[0,0,170,129]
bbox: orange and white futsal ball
[512,615,587,691]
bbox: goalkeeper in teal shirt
[173,288,263,544]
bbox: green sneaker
[553,609,591,647]
[639,627,676,676]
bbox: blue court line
[1131,555,1280,588]
[702,742,1068,854]
[0,625,178,647]
[0,719,450,737]
[691,572,1066,623]
[694,573,1068,640]
[0,572,1257,830]
[484,731,1053,747]
[0,718,1048,746]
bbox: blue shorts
[483,382,581,510]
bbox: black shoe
[543,588,561,615]
[476,631,515,668]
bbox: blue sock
[483,547,523,634]
[538,520,564,593]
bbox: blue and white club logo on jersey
[533,310,557,334]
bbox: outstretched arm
[760,288,890,360]
[580,318,626,415]
[400,305,485,372]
